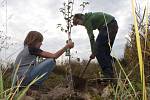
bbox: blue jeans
[17,59,56,86]
[96,19,118,78]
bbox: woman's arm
[39,41,74,59]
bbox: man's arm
[86,23,97,55]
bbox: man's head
[73,13,84,26]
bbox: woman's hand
[65,41,74,49]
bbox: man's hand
[90,54,95,59]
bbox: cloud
[0,0,134,61]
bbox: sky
[0,0,137,62]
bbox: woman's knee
[46,59,56,65]
[43,59,56,70]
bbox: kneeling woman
[14,31,74,88]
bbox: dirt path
[23,79,114,100]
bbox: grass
[131,0,148,99]
[0,0,149,99]
[0,56,149,100]
[0,63,45,100]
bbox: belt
[107,19,116,26]
[98,19,116,30]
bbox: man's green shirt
[83,12,114,54]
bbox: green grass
[0,63,45,100]
[0,56,150,100]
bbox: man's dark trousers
[95,19,118,79]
